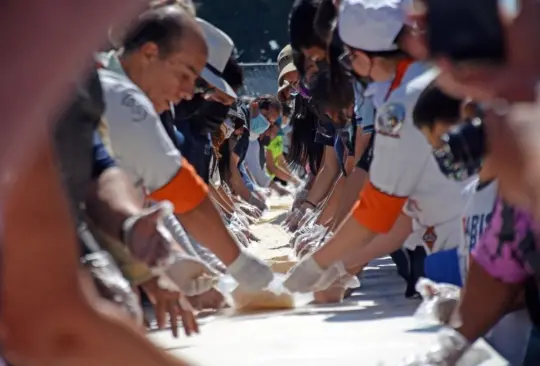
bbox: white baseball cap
[196,18,237,98]
[339,0,410,52]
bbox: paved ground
[148,201,509,365]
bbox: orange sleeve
[149,158,208,214]
[352,181,407,234]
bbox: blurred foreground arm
[1,135,195,366]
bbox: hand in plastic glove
[415,278,462,326]
[188,288,226,310]
[402,328,470,366]
[123,201,175,266]
[229,224,250,247]
[283,208,303,232]
[292,189,309,210]
[231,212,251,229]
[298,208,315,229]
[164,254,219,297]
[238,202,262,219]
[284,255,357,293]
[248,194,268,212]
[227,250,274,292]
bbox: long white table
[149,257,509,366]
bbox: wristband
[304,200,317,208]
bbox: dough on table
[269,255,291,262]
[232,287,294,311]
[269,260,297,274]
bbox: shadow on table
[222,256,422,324]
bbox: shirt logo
[423,226,437,251]
[121,93,148,123]
[377,102,405,138]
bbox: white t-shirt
[458,178,498,281]
[369,64,468,228]
[245,139,272,188]
[98,68,183,194]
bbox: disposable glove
[227,250,274,292]
[229,223,250,247]
[164,254,219,297]
[401,328,471,366]
[284,256,358,293]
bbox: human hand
[284,256,355,293]
[283,208,304,232]
[141,276,199,338]
[123,201,175,266]
[164,254,219,297]
[401,328,470,366]
[229,224,250,247]
[248,194,268,212]
[237,203,262,219]
[187,288,226,310]
[292,189,309,210]
[227,250,274,292]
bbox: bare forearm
[344,213,412,269]
[314,215,377,268]
[455,258,521,342]
[210,186,234,217]
[86,167,143,241]
[316,175,345,227]
[176,197,241,265]
[306,166,339,206]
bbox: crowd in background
[3,0,540,365]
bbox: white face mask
[249,132,260,141]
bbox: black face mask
[175,94,206,120]
[188,100,230,135]
[260,135,271,146]
[433,117,486,182]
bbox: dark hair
[314,0,337,43]
[223,56,244,91]
[413,82,463,130]
[123,6,188,57]
[218,138,232,184]
[293,49,306,78]
[309,32,354,113]
[256,94,282,115]
[289,0,325,52]
[281,102,293,118]
[287,95,324,174]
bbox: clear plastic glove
[229,224,250,247]
[283,255,357,293]
[237,203,262,219]
[192,243,227,273]
[415,278,462,326]
[298,208,316,228]
[402,328,471,366]
[227,250,274,292]
[231,212,251,228]
[248,194,268,212]
[163,254,219,297]
[123,201,175,266]
[283,208,304,232]
[292,189,309,210]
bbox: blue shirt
[91,132,116,178]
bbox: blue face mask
[250,114,270,135]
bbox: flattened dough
[269,260,297,274]
[232,287,294,311]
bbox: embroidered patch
[423,226,438,251]
[121,92,148,123]
[377,102,405,138]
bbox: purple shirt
[472,198,539,284]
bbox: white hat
[339,0,408,52]
[196,18,237,98]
